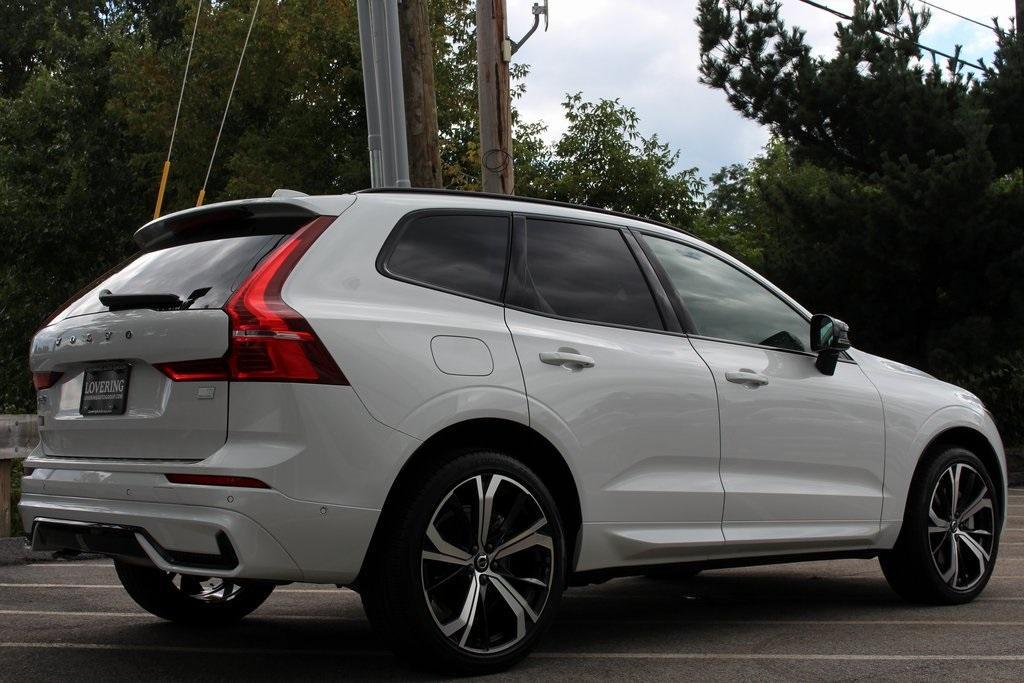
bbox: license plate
[80,365,131,416]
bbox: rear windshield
[61,234,286,319]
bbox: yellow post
[153,160,171,219]
[195,188,206,207]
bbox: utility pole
[1016,0,1022,33]
[398,0,443,187]
[476,0,514,194]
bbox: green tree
[0,0,370,414]
[696,0,1024,443]
[518,94,704,229]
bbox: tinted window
[642,235,808,351]
[509,219,663,330]
[62,234,286,319]
[386,214,509,301]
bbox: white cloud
[507,0,1008,177]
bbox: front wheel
[361,450,566,675]
[880,446,1000,604]
[114,561,275,624]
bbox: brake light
[155,215,347,385]
[165,473,270,489]
[32,371,63,390]
[226,215,346,384]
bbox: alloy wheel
[171,574,244,603]
[927,463,996,591]
[420,474,555,654]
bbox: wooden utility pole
[398,0,443,187]
[1016,0,1022,34]
[476,0,514,194]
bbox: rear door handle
[725,369,769,386]
[539,350,595,370]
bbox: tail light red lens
[32,371,64,390]
[225,215,346,384]
[154,358,229,381]
[156,215,347,385]
[165,473,270,489]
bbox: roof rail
[354,187,694,237]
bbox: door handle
[539,350,595,370]
[725,369,769,386]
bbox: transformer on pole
[357,0,411,188]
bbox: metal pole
[358,0,410,188]
[357,0,384,187]
[384,1,411,188]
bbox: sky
[507,0,1015,178]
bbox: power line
[917,1,997,33]
[795,0,986,71]
[197,0,261,207]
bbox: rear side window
[61,234,286,319]
[384,213,510,302]
[508,219,663,330]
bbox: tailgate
[31,310,230,461]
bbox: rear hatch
[30,201,321,462]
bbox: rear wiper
[99,289,184,311]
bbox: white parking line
[0,609,360,621]
[1,642,1023,662]
[2,609,1024,627]
[532,652,1024,661]
[0,584,342,592]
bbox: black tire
[879,446,1000,605]
[114,561,275,624]
[360,449,566,675]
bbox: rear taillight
[154,358,228,381]
[156,215,347,385]
[32,371,63,390]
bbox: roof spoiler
[134,198,321,250]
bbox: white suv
[22,189,1006,673]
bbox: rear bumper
[19,481,379,584]
[31,518,239,571]
[19,383,420,583]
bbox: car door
[503,215,723,570]
[638,233,885,548]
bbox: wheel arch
[919,425,1005,518]
[357,417,584,586]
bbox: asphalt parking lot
[2,489,1024,681]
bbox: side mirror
[810,314,851,376]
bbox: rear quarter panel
[281,195,530,450]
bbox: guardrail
[1,415,38,538]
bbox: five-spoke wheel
[926,462,996,591]
[880,446,1000,604]
[360,450,565,674]
[421,474,554,653]
[114,561,275,624]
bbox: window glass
[62,234,285,319]
[386,214,509,301]
[641,234,808,351]
[509,219,663,330]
